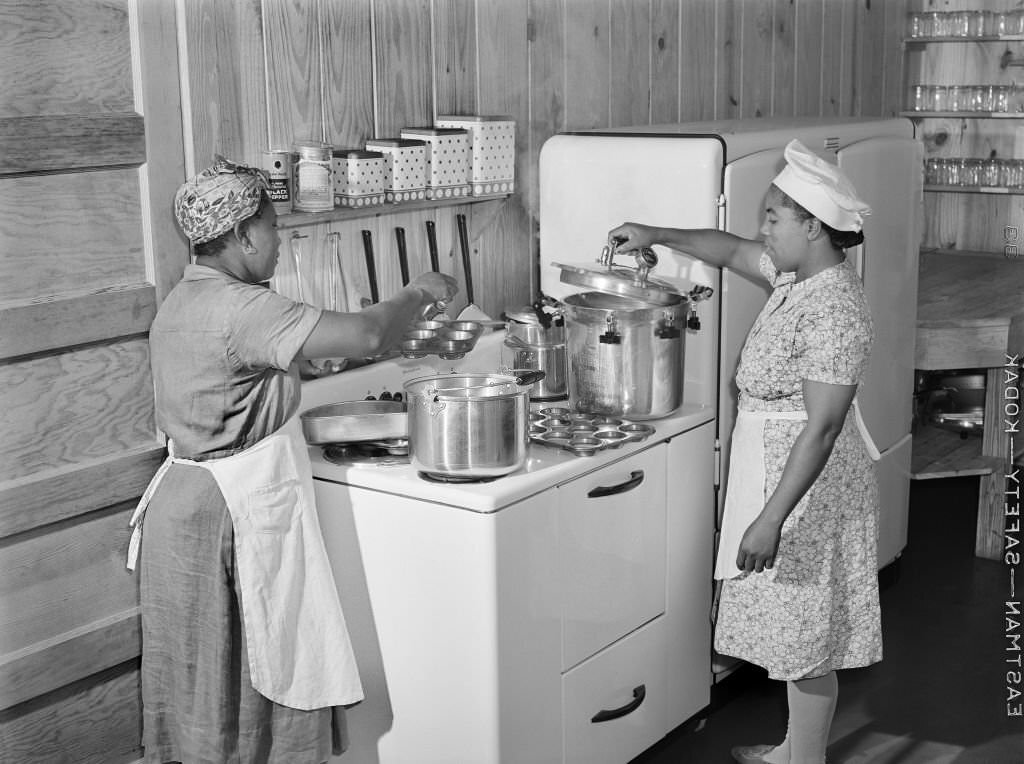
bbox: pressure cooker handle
[587,469,645,498]
[513,369,546,387]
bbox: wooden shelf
[900,110,1024,119]
[277,192,511,230]
[924,184,1024,195]
[910,423,998,480]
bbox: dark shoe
[730,744,778,763]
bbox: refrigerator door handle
[716,193,727,231]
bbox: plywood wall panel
[181,0,268,169]
[794,0,824,117]
[678,0,717,122]
[737,0,773,118]
[610,0,652,128]
[0,504,136,655]
[474,0,531,311]
[820,0,855,117]
[716,0,739,119]
[432,0,478,118]
[771,0,796,116]
[0,339,155,482]
[526,0,565,220]
[321,0,375,148]
[372,0,433,138]
[0,662,142,764]
[0,170,145,302]
[565,0,610,130]
[0,0,133,118]
[265,0,324,147]
[649,0,680,124]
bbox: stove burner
[323,440,410,466]
[417,471,499,484]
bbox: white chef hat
[771,139,871,232]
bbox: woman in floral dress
[609,140,880,764]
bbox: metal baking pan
[301,400,408,444]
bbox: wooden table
[915,249,1024,560]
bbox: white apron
[714,398,882,580]
[127,416,364,711]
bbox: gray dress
[139,266,342,762]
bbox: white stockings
[762,671,838,764]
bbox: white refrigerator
[538,117,922,572]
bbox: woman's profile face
[759,187,809,272]
[245,203,282,281]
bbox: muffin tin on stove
[529,407,656,456]
[400,320,485,360]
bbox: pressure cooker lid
[553,262,686,307]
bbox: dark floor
[634,476,1024,763]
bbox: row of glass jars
[925,157,1024,188]
[909,84,1023,113]
[907,9,1024,38]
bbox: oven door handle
[590,684,646,723]
[586,469,644,498]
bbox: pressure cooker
[500,303,567,401]
[554,243,703,420]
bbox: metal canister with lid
[500,303,567,401]
[292,140,334,212]
[260,149,293,214]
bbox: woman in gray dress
[610,140,880,764]
[130,157,457,763]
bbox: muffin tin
[399,320,486,360]
[529,407,656,456]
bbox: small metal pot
[502,306,567,401]
[404,370,545,478]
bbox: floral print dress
[713,252,883,681]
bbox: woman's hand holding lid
[608,222,659,253]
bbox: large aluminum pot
[562,291,687,420]
[403,370,545,478]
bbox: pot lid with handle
[552,241,686,307]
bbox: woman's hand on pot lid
[608,222,659,253]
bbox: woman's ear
[805,217,824,241]
[234,222,256,255]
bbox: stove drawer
[559,445,667,670]
[562,617,668,764]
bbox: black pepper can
[260,150,293,214]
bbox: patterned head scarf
[771,140,871,232]
[173,155,270,244]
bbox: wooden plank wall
[181,0,906,322]
[0,1,185,762]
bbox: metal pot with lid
[501,301,568,401]
[554,242,706,420]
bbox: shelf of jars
[924,185,1024,195]
[903,34,1024,45]
[276,192,511,230]
[900,110,1024,119]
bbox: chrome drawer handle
[586,470,644,498]
[590,684,647,723]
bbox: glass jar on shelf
[961,158,984,187]
[947,85,968,112]
[925,157,943,185]
[982,158,1002,187]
